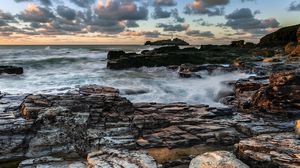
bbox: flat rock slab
[236,132,300,168]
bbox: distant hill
[259,24,300,47]
[145,38,189,46]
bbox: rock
[259,24,300,47]
[285,42,297,54]
[18,157,86,168]
[289,26,300,58]
[189,151,249,168]
[262,57,280,63]
[145,38,189,46]
[87,148,159,168]
[231,40,245,48]
[296,120,300,138]
[236,133,300,168]
[107,50,126,60]
[107,45,253,70]
[0,66,23,75]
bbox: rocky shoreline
[0,25,300,168]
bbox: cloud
[224,8,280,38]
[152,7,171,19]
[0,10,15,21]
[186,30,215,38]
[70,0,96,8]
[225,8,253,19]
[185,0,229,16]
[57,6,76,20]
[18,3,55,23]
[95,0,148,21]
[241,0,255,2]
[289,1,300,11]
[125,20,139,27]
[153,0,177,7]
[171,9,185,22]
[14,0,52,6]
[122,30,161,38]
[157,23,189,31]
[225,8,280,30]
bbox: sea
[0,45,252,107]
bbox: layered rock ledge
[0,81,298,167]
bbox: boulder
[189,151,249,168]
[0,66,23,75]
[236,133,300,168]
[259,24,300,47]
[252,70,300,116]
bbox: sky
[0,0,300,45]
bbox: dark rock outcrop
[0,66,23,75]
[145,38,189,46]
[107,45,253,70]
[236,133,300,168]
[259,24,300,47]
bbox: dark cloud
[18,4,55,23]
[226,8,253,19]
[185,0,229,16]
[95,0,148,21]
[143,30,161,38]
[241,0,255,2]
[289,1,300,11]
[69,0,96,8]
[225,8,280,30]
[152,7,171,19]
[186,30,215,38]
[14,0,52,6]
[171,9,185,23]
[157,23,189,32]
[125,20,139,27]
[57,5,76,20]
[153,0,177,7]
[122,30,161,38]
[0,10,15,20]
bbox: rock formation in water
[145,38,189,46]
[0,66,23,75]
[107,45,256,70]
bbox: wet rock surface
[236,133,300,168]
[0,66,23,75]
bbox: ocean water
[0,45,252,107]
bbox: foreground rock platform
[0,84,298,168]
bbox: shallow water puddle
[147,145,233,164]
